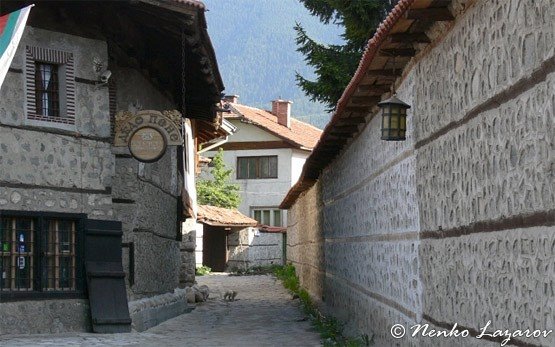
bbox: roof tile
[197,205,258,227]
[226,103,322,150]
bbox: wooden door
[202,226,227,272]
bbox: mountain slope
[203,0,344,129]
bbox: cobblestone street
[0,274,321,347]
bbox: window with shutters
[237,156,278,179]
[25,46,76,125]
[0,212,85,301]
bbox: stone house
[0,0,225,334]
[195,205,286,272]
[281,0,554,345]
[200,96,322,268]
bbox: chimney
[222,94,239,103]
[271,99,292,128]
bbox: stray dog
[223,290,238,301]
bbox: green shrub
[231,264,282,276]
[195,265,211,276]
[273,264,371,346]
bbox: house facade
[199,96,321,270]
[281,0,555,345]
[0,0,224,334]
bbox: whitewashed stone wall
[227,228,283,270]
[287,0,555,345]
[0,26,188,333]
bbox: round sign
[128,127,167,162]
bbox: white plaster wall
[219,147,291,220]
[195,223,204,267]
[204,120,302,225]
[226,120,281,142]
[291,149,310,186]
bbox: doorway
[202,226,227,272]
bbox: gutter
[198,136,228,154]
[198,118,237,154]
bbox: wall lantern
[378,94,411,141]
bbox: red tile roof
[226,103,322,150]
[198,205,258,227]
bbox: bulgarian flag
[0,5,33,89]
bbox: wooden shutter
[85,219,131,333]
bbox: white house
[198,95,322,269]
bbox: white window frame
[251,207,283,227]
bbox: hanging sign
[114,110,183,162]
[128,127,167,163]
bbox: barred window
[0,218,34,291]
[44,220,76,290]
[0,214,82,297]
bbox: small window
[237,156,278,179]
[25,46,75,125]
[35,63,60,118]
[252,208,282,227]
[0,213,83,298]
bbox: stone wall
[227,228,284,270]
[180,218,198,287]
[0,299,91,335]
[287,181,325,304]
[248,232,283,267]
[0,26,189,334]
[111,68,183,302]
[286,0,555,345]
[413,0,555,344]
[319,99,421,342]
[0,27,113,334]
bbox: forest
[204,0,344,129]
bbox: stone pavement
[0,274,322,347]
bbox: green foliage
[273,264,372,346]
[196,149,241,209]
[195,265,212,276]
[296,0,394,110]
[230,265,282,276]
[203,0,344,129]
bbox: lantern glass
[378,94,411,141]
[390,110,398,128]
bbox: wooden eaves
[280,0,456,209]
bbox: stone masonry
[286,0,555,345]
[0,26,189,333]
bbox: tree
[196,149,241,209]
[295,0,395,110]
